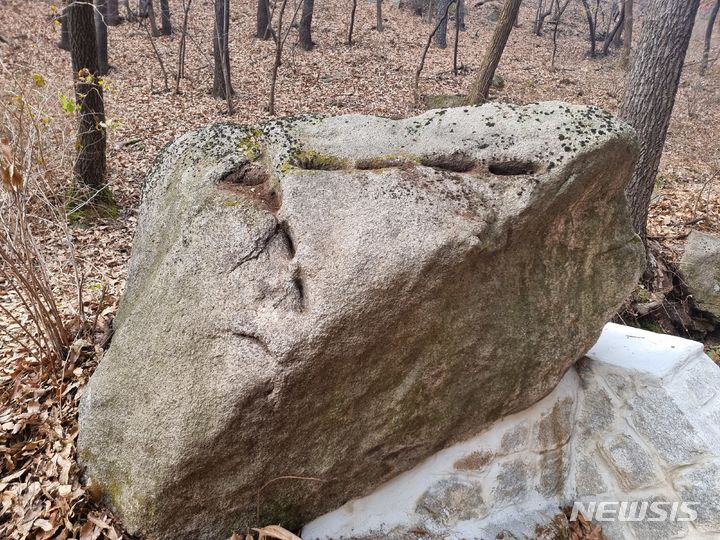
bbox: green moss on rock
[66,184,119,225]
[289,149,350,171]
[355,152,420,170]
[238,128,264,161]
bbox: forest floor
[0,0,719,538]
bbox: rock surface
[304,324,720,540]
[680,230,720,320]
[481,1,501,22]
[78,102,643,540]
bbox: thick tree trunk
[612,0,623,46]
[466,0,522,104]
[146,0,161,36]
[256,0,272,39]
[299,0,315,49]
[58,3,71,50]
[620,0,632,67]
[580,0,597,57]
[107,0,121,25]
[213,0,233,99]
[95,0,110,74]
[68,0,107,191]
[160,0,172,34]
[435,0,452,48]
[620,0,700,240]
[701,0,720,75]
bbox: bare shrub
[0,63,94,377]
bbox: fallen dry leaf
[252,525,303,540]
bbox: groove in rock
[278,220,296,258]
[488,160,538,176]
[292,273,306,312]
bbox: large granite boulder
[680,231,720,321]
[481,1,502,22]
[78,102,644,540]
[304,324,720,540]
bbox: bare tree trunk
[257,0,272,39]
[435,0,452,48]
[125,0,136,21]
[415,0,455,104]
[107,0,121,25]
[458,0,466,30]
[95,0,110,74]
[299,0,315,49]
[620,0,633,67]
[602,1,624,55]
[613,24,623,46]
[466,0,522,104]
[376,0,383,31]
[701,0,720,75]
[612,0,623,46]
[348,0,357,45]
[221,0,233,113]
[534,0,552,35]
[176,0,192,93]
[58,2,71,50]
[603,3,612,43]
[269,0,291,114]
[68,0,107,192]
[453,1,461,74]
[213,0,233,99]
[620,0,701,240]
[146,0,161,36]
[160,0,172,34]
[550,0,570,69]
[580,0,597,57]
[140,8,170,91]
